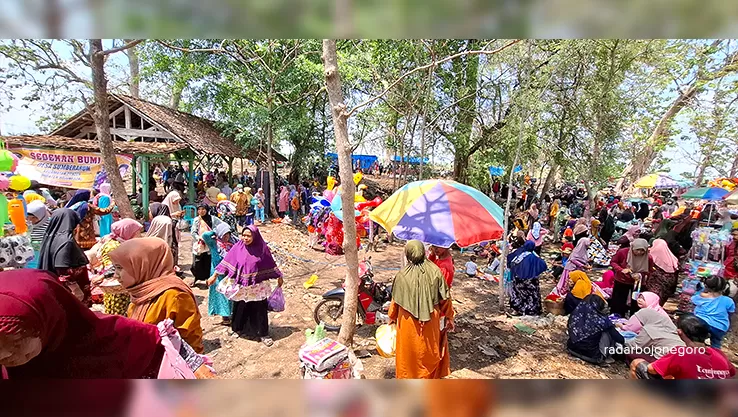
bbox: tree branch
[346,39,522,117]
[101,39,145,56]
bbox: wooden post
[141,155,150,221]
[187,151,196,203]
[227,156,234,182]
[131,155,137,195]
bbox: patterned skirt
[643,267,678,306]
[510,278,542,316]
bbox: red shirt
[609,247,654,285]
[652,347,736,379]
[429,253,455,288]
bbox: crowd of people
[4,164,738,380]
[492,184,738,379]
[0,165,292,379]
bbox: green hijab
[391,240,451,322]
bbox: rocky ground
[176,222,736,379]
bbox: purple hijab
[214,225,282,286]
[565,237,590,271]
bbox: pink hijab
[649,238,679,273]
[110,218,143,241]
[640,291,669,317]
[624,225,640,242]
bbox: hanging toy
[8,198,26,234]
[0,175,8,191]
[353,171,363,185]
[9,175,31,191]
[326,176,336,191]
[0,150,14,172]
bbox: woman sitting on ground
[110,237,204,353]
[622,306,684,364]
[564,271,606,315]
[549,238,591,300]
[567,294,624,365]
[616,292,669,333]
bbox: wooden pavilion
[5,93,286,216]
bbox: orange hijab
[110,237,195,322]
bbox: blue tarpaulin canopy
[488,165,522,177]
[326,153,378,170]
[392,156,429,164]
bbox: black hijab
[635,203,650,220]
[149,202,171,218]
[38,209,88,272]
[619,209,634,222]
[198,204,213,228]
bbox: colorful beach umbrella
[369,180,505,248]
[681,187,730,201]
[723,189,738,205]
[633,173,679,189]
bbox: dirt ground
[177,223,737,379]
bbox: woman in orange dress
[389,240,455,379]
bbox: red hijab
[0,270,162,378]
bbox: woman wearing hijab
[609,238,653,318]
[26,200,50,269]
[635,202,650,221]
[564,271,606,315]
[38,209,92,306]
[203,223,236,324]
[724,223,738,282]
[277,185,289,218]
[204,187,220,212]
[23,190,45,205]
[550,199,560,227]
[624,224,640,242]
[549,238,591,300]
[211,225,283,346]
[389,240,455,379]
[508,241,547,316]
[644,238,680,306]
[587,218,611,267]
[617,291,669,333]
[623,308,685,364]
[526,221,548,255]
[526,204,539,231]
[110,237,204,354]
[428,245,455,288]
[191,204,223,286]
[566,294,624,365]
[91,219,143,316]
[255,188,266,223]
[161,191,184,265]
[96,183,113,237]
[65,189,115,250]
[0,270,164,378]
[572,219,589,246]
[146,212,174,248]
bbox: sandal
[261,337,274,347]
[219,318,231,326]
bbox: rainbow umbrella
[633,173,679,189]
[681,187,729,201]
[723,189,738,205]
[369,180,505,248]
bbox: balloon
[356,197,382,211]
[9,153,18,172]
[0,194,7,236]
[323,189,336,202]
[353,172,363,185]
[326,176,336,191]
[0,150,14,172]
[217,193,227,201]
[0,175,8,191]
[8,198,26,234]
[9,175,30,191]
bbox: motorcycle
[313,257,393,332]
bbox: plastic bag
[267,286,285,312]
[375,324,397,358]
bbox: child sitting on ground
[486,252,501,275]
[692,276,735,349]
[466,255,479,277]
[551,247,572,281]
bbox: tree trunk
[695,147,716,186]
[44,0,63,37]
[89,39,135,219]
[125,39,140,98]
[453,153,470,184]
[541,161,558,197]
[323,39,360,346]
[169,84,183,109]
[267,120,278,219]
[730,153,738,178]
[615,84,699,192]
